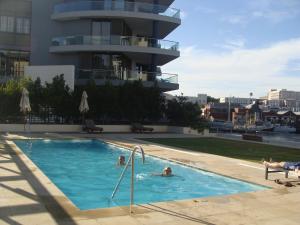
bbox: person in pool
[117,155,126,166]
[152,167,174,177]
[162,167,173,177]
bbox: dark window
[0,50,30,77]
[92,21,111,36]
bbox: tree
[0,78,31,122]
[166,96,201,126]
[44,74,75,122]
[207,96,219,103]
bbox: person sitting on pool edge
[295,168,300,178]
[117,155,126,166]
[263,160,300,170]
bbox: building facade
[0,0,31,82]
[203,102,241,121]
[267,89,300,111]
[1,0,181,91]
[219,97,253,106]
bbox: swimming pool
[14,139,267,210]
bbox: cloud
[249,0,300,23]
[180,10,188,19]
[221,15,248,25]
[215,38,246,50]
[219,0,300,25]
[251,9,299,23]
[163,38,300,97]
[195,6,218,14]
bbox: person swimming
[117,155,126,166]
[152,167,174,177]
[162,167,173,177]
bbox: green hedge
[0,75,202,126]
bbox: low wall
[0,124,210,136]
[0,124,169,133]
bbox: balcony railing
[52,35,179,51]
[77,69,178,84]
[53,0,180,19]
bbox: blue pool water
[14,139,266,210]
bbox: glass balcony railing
[52,35,179,51]
[53,0,180,19]
[156,72,178,84]
[76,68,178,84]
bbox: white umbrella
[79,91,89,124]
[20,88,31,114]
[79,91,89,114]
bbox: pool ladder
[111,145,145,213]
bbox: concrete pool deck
[0,132,299,225]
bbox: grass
[140,137,300,163]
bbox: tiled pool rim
[7,138,272,217]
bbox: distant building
[232,108,247,125]
[185,94,207,105]
[262,110,298,125]
[203,102,240,121]
[220,97,253,106]
[267,89,300,111]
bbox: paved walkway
[0,133,299,225]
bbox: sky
[163,0,300,98]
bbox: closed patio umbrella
[20,88,31,114]
[79,91,89,123]
[19,88,31,131]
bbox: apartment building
[0,0,31,82]
[1,0,181,91]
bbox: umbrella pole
[24,114,26,132]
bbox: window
[16,18,23,33]
[23,19,30,34]
[92,21,111,44]
[0,16,15,32]
[0,50,30,77]
[16,17,30,34]
[7,16,14,32]
[92,54,111,69]
[0,16,7,32]
[92,21,111,36]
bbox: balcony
[75,69,179,91]
[53,1,180,18]
[50,35,180,65]
[52,1,181,38]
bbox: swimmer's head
[163,167,172,176]
[119,155,125,165]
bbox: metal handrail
[111,145,145,213]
